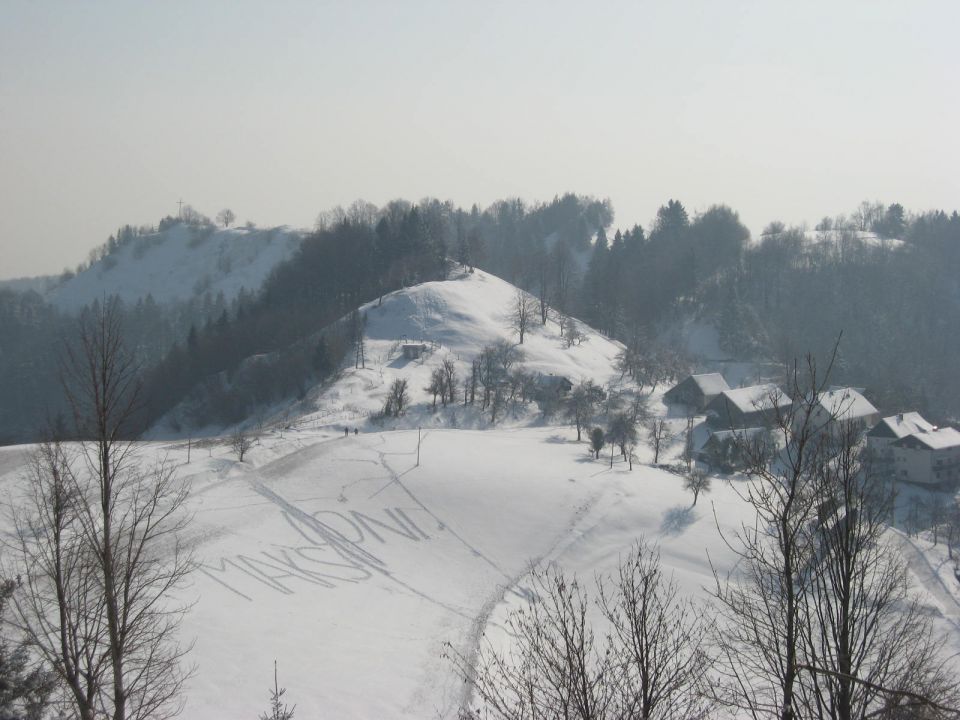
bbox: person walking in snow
[344,426,349,437]
[354,428,358,435]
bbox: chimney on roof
[897,413,903,423]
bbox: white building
[803,387,880,437]
[664,373,730,413]
[889,426,960,487]
[705,384,791,429]
[867,412,936,455]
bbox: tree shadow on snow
[544,434,568,444]
[660,504,696,536]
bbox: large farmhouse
[805,387,880,436]
[663,373,730,413]
[867,412,936,454]
[889,426,960,487]
[705,384,791,429]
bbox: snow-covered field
[2,422,958,719]
[7,425,751,718]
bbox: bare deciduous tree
[796,420,960,719]
[684,468,711,506]
[507,290,537,345]
[599,541,714,719]
[7,300,194,720]
[681,416,695,473]
[441,357,458,405]
[456,565,615,719]
[607,412,638,467]
[617,342,689,396]
[711,353,838,720]
[647,419,671,464]
[425,368,445,410]
[232,429,253,462]
[566,380,603,442]
[562,315,586,348]
[449,540,714,720]
[384,378,409,417]
[713,347,960,719]
[216,208,235,228]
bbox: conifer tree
[259,661,295,720]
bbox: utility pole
[177,199,184,219]
[416,426,421,467]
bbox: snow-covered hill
[153,267,629,438]
[48,224,306,311]
[298,268,625,432]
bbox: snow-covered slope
[302,268,625,431]
[48,224,305,311]
[3,422,957,719]
[0,428,761,718]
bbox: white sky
[1,0,958,279]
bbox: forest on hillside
[0,195,958,443]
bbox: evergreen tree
[590,426,605,459]
[259,661,295,720]
[312,335,333,379]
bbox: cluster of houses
[665,373,960,488]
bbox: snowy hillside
[301,268,625,431]
[0,429,776,717]
[48,224,305,311]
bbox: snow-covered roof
[869,412,935,440]
[717,384,790,414]
[690,373,730,395]
[894,426,960,451]
[818,388,878,421]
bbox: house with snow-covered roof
[803,387,880,438]
[890,426,960,487]
[705,384,791,429]
[663,373,729,413]
[866,412,935,477]
[867,412,935,454]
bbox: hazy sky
[2,0,958,279]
